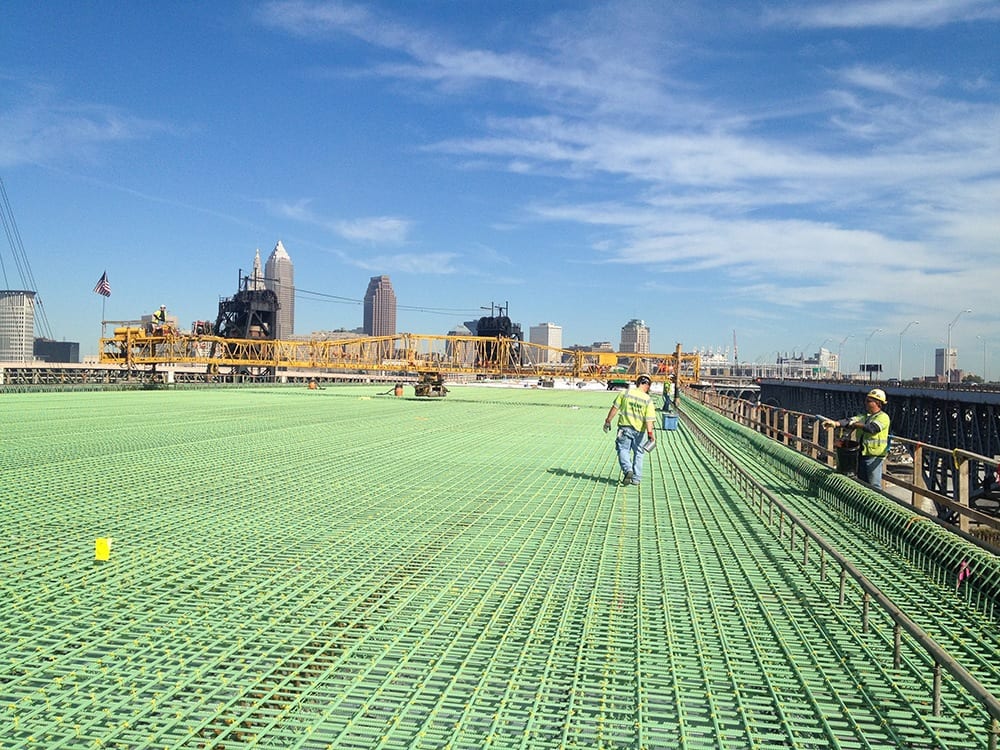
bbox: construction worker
[825,388,891,489]
[604,374,657,486]
[146,304,168,333]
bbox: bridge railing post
[912,443,925,508]
[956,453,971,534]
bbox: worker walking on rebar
[604,374,657,486]
[825,388,891,489]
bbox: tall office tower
[264,241,294,338]
[529,322,563,363]
[0,290,35,362]
[935,347,957,380]
[363,275,397,336]
[620,319,650,354]
[249,249,266,291]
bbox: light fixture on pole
[837,334,852,378]
[946,309,972,383]
[897,321,919,381]
[863,328,882,381]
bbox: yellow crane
[100,327,700,385]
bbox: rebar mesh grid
[1,386,995,748]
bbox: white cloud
[836,65,944,98]
[767,0,1000,29]
[346,251,461,274]
[334,217,412,244]
[257,0,690,120]
[265,198,412,244]
[0,93,168,167]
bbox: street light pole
[863,328,882,382]
[897,321,919,381]
[977,335,988,382]
[837,334,853,379]
[946,309,972,383]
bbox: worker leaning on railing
[824,388,891,489]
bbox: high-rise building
[363,275,397,336]
[935,347,957,380]
[529,323,563,363]
[249,249,266,291]
[0,290,35,362]
[264,241,294,339]
[620,319,650,354]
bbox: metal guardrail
[680,408,1000,748]
[692,388,1000,539]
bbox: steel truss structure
[99,328,701,385]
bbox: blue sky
[1,0,998,376]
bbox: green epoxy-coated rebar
[1,386,997,748]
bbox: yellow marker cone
[95,538,111,561]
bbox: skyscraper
[0,290,35,362]
[529,322,563,363]
[620,319,650,354]
[249,249,266,291]
[935,348,957,380]
[363,275,397,336]
[264,241,294,339]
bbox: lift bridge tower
[214,271,279,340]
[474,301,523,369]
[207,270,280,379]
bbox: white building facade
[0,290,35,362]
[529,322,563,363]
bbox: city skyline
[1,2,997,376]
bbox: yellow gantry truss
[99,328,701,384]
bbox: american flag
[93,271,111,297]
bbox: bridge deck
[1,386,997,748]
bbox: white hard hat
[867,388,887,404]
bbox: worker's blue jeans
[859,455,885,489]
[616,426,645,482]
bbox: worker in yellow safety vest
[603,374,657,486]
[825,388,891,489]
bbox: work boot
[623,470,633,485]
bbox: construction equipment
[414,372,448,397]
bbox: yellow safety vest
[857,411,890,457]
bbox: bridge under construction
[1,383,998,749]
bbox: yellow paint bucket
[95,537,111,561]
